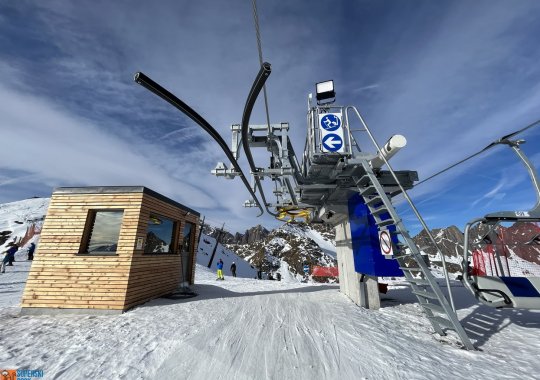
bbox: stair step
[428,316,456,330]
[360,186,377,196]
[400,266,421,271]
[376,219,394,227]
[365,196,382,206]
[408,278,430,285]
[412,290,438,300]
[355,175,371,187]
[371,206,388,216]
[420,302,445,314]
[393,255,408,260]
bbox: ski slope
[1,199,540,379]
[196,234,258,279]
[1,261,540,379]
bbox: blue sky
[1,1,540,234]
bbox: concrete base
[20,307,123,316]
[359,275,380,310]
[335,220,380,310]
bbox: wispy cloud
[352,84,379,94]
[470,178,507,208]
[0,81,218,205]
[1,1,540,233]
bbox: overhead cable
[414,118,540,187]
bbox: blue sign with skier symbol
[320,114,341,131]
[322,134,343,152]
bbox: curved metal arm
[483,140,540,220]
[462,217,486,288]
[240,62,279,216]
[461,218,511,307]
[511,143,540,214]
[134,71,264,216]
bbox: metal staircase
[353,158,475,350]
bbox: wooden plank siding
[123,193,199,308]
[21,187,199,313]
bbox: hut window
[144,214,176,253]
[81,210,124,254]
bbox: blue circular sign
[320,114,341,131]
[322,134,343,152]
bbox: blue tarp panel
[348,193,403,277]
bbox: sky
[1,1,540,234]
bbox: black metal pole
[134,72,264,216]
[207,223,225,268]
[240,62,279,217]
[196,215,205,251]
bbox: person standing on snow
[7,243,18,265]
[230,262,237,277]
[1,243,18,273]
[216,258,225,280]
[27,242,36,261]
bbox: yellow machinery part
[276,207,312,223]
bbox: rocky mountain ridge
[204,222,335,280]
[202,223,270,245]
[213,221,540,277]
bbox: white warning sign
[378,230,393,256]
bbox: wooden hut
[21,186,200,314]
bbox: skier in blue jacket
[216,258,224,280]
[1,243,18,273]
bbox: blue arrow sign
[303,265,309,273]
[322,134,343,152]
[320,114,341,131]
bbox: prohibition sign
[378,230,393,256]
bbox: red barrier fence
[311,266,339,277]
[19,223,42,247]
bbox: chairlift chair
[461,138,540,309]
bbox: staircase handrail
[344,106,457,311]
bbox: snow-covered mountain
[223,223,336,281]
[413,224,540,276]
[201,223,270,245]
[0,197,48,259]
[196,233,257,279]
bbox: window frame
[79,209,124,255]
[180,221,196,282]
[143,213,178,255]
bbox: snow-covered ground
[2,198,540,379]
[1,260,540,379]
[281,223,336,258]
[196,234,258,279]
[0,198,49,248]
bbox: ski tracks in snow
[154,284,351,379]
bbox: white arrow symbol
[324,136,341,149]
